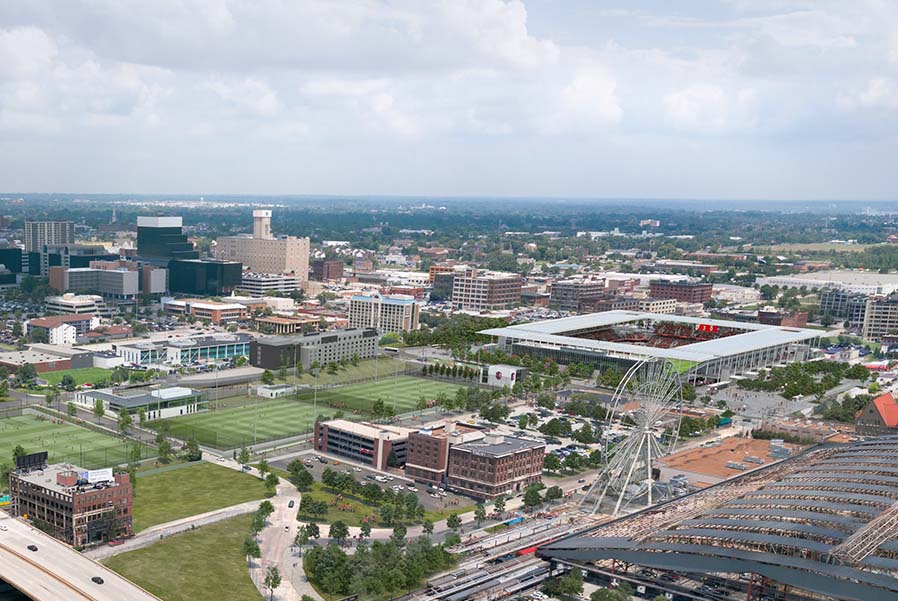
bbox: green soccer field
[0,415,151,469]
[151,376,466,449]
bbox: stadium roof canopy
[540,436,898,601]
[479,311,821,363]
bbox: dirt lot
[661,436,802,482]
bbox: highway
[0,512,161,601]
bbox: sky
[1,0,897,200]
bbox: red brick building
[446,433,545,500]
[405,422,484,486]
[648,280,713,304]
[311,259,344,282]
[10,463,133,547]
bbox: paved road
[250,477,308,601]
[0,512,161,601]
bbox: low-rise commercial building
[348,294,420,334]
[856,392,898,436]
[29,244,119,277]
[446,433,545,500]
[405,422,485,486]
[74,386,206,420]
[9,461,133,547]
[314,419,413,469]
[250,328,378,370]
[637,297,677,314]
[44,293,112,317]
[115,333,252,366]
[236,272,302,296]
[255,315,319,335]
[648,280,714,304]
[578,294,640,313]
[820,288,869,326]
[49,266,140,301]
[162,298,248,324]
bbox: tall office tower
[136,216,199,261]
[252,210,273,240]
[213,209,310,279]
[24,221,74,252]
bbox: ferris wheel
[581,359,684,516]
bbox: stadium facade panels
[540,436,898,601]
[479,311,821,382]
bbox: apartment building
[214,210,310,279]
[648,280,714,304]
[446,433,545,500]
[24,220,74,252]
[9,462,132,547]
[862,294,898,342]
[25,314,100,345]
[451,270,522,311]
[348,294,420,334]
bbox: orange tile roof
[29,314,95,327]
[873,393,898,428]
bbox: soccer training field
[151,376,466,449]
[0,415,151,469]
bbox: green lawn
[297,481,380,527]
[295,376,465,414]
[288,357,408,386]
[103,514,262,601]
[132,462,269,532]
[151,376,465,449]
[40,367,112,387]
[0,415,150,469]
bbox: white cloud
[205,76,281,116]
[664,84,758,133]
[839,76,898,111]
[540,71,622,133]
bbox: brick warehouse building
[446,433,545,500]
[648,279,714,304]
[405,422,486,486]
[9,463,133,547]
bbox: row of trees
[241,501,281,601]
[736,362,871,400]
[421,362,480,381]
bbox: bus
[382,347,400,355]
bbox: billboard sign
[87,468,114,484]
[14,451,48,470]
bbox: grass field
[132,462,269,532]
[40,367,112,387]
[0,415,150,469]
[151,376,465,449]
[296,481,380,527]
[103,514,262,601]
[287,356,408,386]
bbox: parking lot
[270,451,471,512]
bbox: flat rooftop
[766,270,898,285]
[13,463,121,495]
[662,437,801,481]
[452,434,545,457]
[323,419,413,441]
[480,311,821,363]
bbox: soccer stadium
[480,311,822,383]
[540,436,898,601]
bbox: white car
[386,475,395,481]
[430,493,440,499]
[353,467,362,472]
[407,486,418,492]
[0,524,7,531]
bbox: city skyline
[2,1,897,200]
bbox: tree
[294,528,310,556]
[330,520,350,544]
[304,522,321,539]
[92,398,105,423]
[265,472,280,493]
[66,401,77,416]
[523,486,543,510]
[493,496,506,514]
[446,514,462,531]
[12,444,26,460]
[238,446,250,466]
[474,503,487,526]
[359,521,372,540]
[422,520,434,536]
[11,321,22,337]
[185,438,202,461]
[386,449,399,467]
[391,523,408,546]
[257,458,269,480]
[264,566,282,601]
[60,374,76,391]
[545,485,563,502]
[543,454,562,472]
[544,569,583,597]
[15,362,36,384]
[261,369,275,385]
[242,536,261,565]
[572,421,594,444]
[138,407,146,425]
[518,414,529,430]
[278,365,287,381]
[117,408,133,433]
